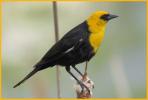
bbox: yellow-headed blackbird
[13,11,118,91]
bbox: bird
[13,11,118,92]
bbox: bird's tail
[13,68,38,88]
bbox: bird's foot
[74,73,94,98]
[79,81,90,93]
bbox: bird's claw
[79,81,90,94]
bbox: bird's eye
[100,14,118,21]
[100,14,110,21]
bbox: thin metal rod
[53,2,59,41]
[52,1,61,98]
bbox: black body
[13,21,95,88]
[35,21,94,70]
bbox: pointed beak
[107,14,118,21]
[101,14,118,21]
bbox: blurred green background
[2,2,146,98]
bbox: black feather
[13,68,38,88]
[13,21,95,88]
[34,21,92,70]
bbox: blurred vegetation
[2,2,146,98]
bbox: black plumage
[13,11,118,93]
[35,21,94,69]
[13,21,95,88]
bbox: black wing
[34,21,89,70]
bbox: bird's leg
[66,66,84,91]
[72,65,83,76]
[65,66,90,93]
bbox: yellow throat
[87,11,108,53]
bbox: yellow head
[87,11,118,52]
[87,11,118,26]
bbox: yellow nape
[87,11,108,52]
